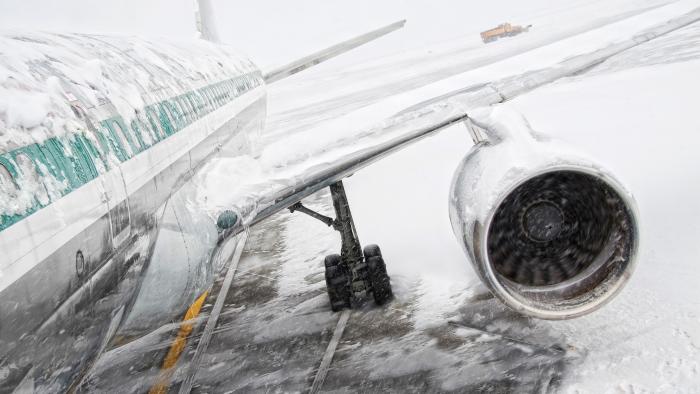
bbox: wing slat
[220,6,700,238]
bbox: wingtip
[389,19,407,29]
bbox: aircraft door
[101,166,131,250]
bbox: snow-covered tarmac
[261,3,700,391]
[347,20,700,394]
[82,1,700,392]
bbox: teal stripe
[0,72,263,233]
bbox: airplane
[0,0,698,391]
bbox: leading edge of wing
[263,20,406,84]
[221,5,700,236]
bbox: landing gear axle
[289,181,393,311]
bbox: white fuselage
[0,32,267,391]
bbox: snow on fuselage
[0,32,267,390]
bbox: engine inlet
[487,170,634,290]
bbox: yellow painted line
[149,291,209,394]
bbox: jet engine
[449,109,639,319]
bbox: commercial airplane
[0,1,698,391]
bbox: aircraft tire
[324,254,351,311]
[366,253,393,306]
[363,244,382,259]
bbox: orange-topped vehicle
[480,22,532,43]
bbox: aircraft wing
[218,5,700,237]
[196,0,406,81]
[74,5,700,392]
[263,20,407,84]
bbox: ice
[0,87,50,130]
[243,6,700,391]
[505,58,700,394]
[0,32,256,152]
[2,0,699,391]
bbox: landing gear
[324,254,350,312]
[289,180,393,311]
[364,245,393,305]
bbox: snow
[187,0,698,324]
[507,58,700,393]
[0,31,262,228]
[222,3,699,390]
[117,1,700,389]
[335,27,700,393]
[260,0,700,170]
[0,88,51,129]
[2,0,700,391]
[0,32,256,152]
[264,0,699,136]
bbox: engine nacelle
[449,109,639,319]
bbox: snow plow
[480,23,532,43]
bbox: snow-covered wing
[224,5,700,232]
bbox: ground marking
[178,232,249,394]
[310,309,351,394]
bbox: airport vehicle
[480,22,532,43]
[1,1,698,391]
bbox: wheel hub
[522,201,564,243]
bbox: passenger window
[170,99,185,126]
[119,200,130,231]
[0,163,18,197]
[201,89,214,110]
[162,103,182,132]
[215,85,224,104]
[129,117,150,149]
[186,95,199,117]
[15,153,50,206]
[110,199,131,239]
[182,97,195,121]
[72,103,101,142]
[113,120,136,155]
[146,107,165,141]
[158,107,175,135]
[70,135,100,181]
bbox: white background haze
[1,0,699,392]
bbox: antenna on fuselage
[195,0,220,42]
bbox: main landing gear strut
[289,180,393,311]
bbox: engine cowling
[449,109,639,319]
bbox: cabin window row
[0,72,262,231]
[99,72,262,161]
